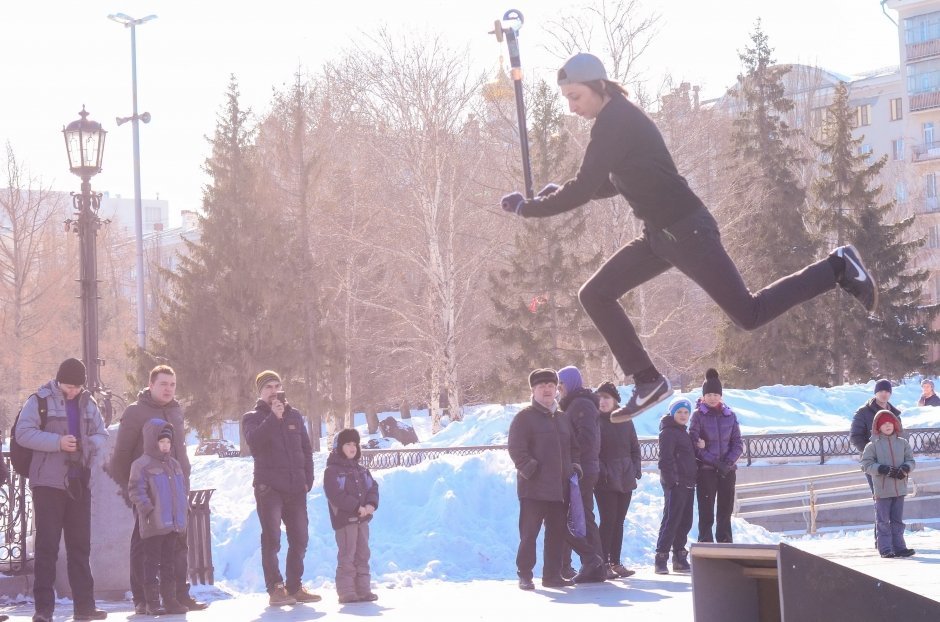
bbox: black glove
[572,463,583,479]
[717,462,732,477]
[877,464,891,475]
[900,464,911,474]
[501,191,525,214]
[886,466,900,479]
[892,467,907,480]
[536,183,559,197]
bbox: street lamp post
[63,107,107,400]
[109,12,156,350]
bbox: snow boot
[145,585,166,616]
[611,562,636,578]
[178,583,209,610]
[672,549,691,573]
[573,557,607,583]
[654,552,669,575]
[161,587,189,615]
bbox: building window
[893,139,905,161]
[858,144,873,160]
[927,173,938,212]
[930,225,940,249]
[890,97,903,121]
[896,182,908,204]
[904,11,940,45]
[855,104,871,127]
[926,122,936,147]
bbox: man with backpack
[13,358,109,622]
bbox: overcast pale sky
[1,1,901,225]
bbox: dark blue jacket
[689,398,743,471]
[850,398,901,453]
[596,411,641,493]
[658,415,697,489]
[323,446,379,531]
[243,399,314,494]
[560,388,601,477]
[508,400,580,502]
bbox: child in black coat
[655,398,698,574]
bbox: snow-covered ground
[3,379,940,619]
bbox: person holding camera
[14,358,109,622]
[242,370,320,607]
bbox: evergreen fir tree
[813,82,940,380]
[153,76,298,432]
[716,22,829,387]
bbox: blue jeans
[254,485,309,593]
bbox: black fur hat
[336,428,361,459]
[702,368,723,396]
[595,381,621,404]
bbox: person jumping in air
[500,52,877,422]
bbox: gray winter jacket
[860,412,916,499]
[14,380,108,490]
[128,419,188,538]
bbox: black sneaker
[74,609,108,621]
[541,577,575,588]
[896,548,916,557]
[518,577,535,591]
[880,551,896,558]
[833,245,878,313]
[610,377,672,423]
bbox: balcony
[910,89,940,112]
[912,141,940,161]
[908,38,940,62]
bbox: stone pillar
[55,424,133,600]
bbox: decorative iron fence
[362,428,940,471]
[0,455,33,576]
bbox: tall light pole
[108,12,156,350]
[63,107,107,398]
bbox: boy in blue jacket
[656,398,697,575]
[128,419,189,615]
[324,428,380,604]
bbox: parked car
[195,438,239,457]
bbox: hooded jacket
[508,399,580,502]
[560,387,601,477]
[860,411,915,499]
[658,414,697,489]
[689,398,743,471]
[128,419,188,538]
[323,442,380,531]
[243,399,314,494]
[850,398,902,453]
[596,410,641,493]
[14,380,108,490]
[111,387,191,491]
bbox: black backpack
[10,394,48,477]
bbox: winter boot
[269,582,297,606]
[178,583,209,611]
[560,563,577,581]
[145,585,167,616]
[610,562,636,578]
[672,549,691,573]
[573,557,607,583]
[161,587,189,615]
[654,552,669,575]
[605,563,617,580]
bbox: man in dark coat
[111,365,205,613]
[508,368,581,591]
[557,366,606,583]
[243,370,320,606]
[850,379,902,492]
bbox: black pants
[516,498,566,582]
[595,489,633,563]
[33,484,95,616]
[561,472,603,567]
[143,533,178,592]
[255,485,309,594]
[131,518,190,603]
[656,485,694,553]
[579,208,837,375]
[697,468,736,543]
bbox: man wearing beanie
[851,379,902,494]
[111,365,205,613]
[15,358,108,621]
[242,370,320,606]
[508,368,581,590]
[556,366,607,583]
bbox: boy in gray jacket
[128,419,189,615]
[860,410,916,558]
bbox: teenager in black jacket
[500,52,877,423]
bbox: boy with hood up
[128,419,189,615]
[324,428,380,604]
[860,410,916,559]
[655,397,698,575]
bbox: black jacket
[658,415,697,489]
[519,92,704,230]
[508,400,580,502]
[596,411,641,493]
[323,447,379,531]
[850,398,901,453]
[560,388,601,477]
[243,399,314,494]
